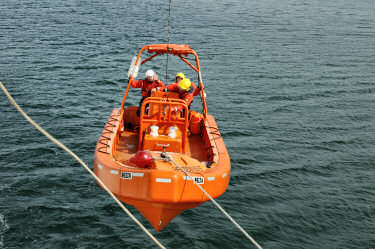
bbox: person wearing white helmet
[131,69,165,117]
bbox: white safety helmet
[145,69,155,78]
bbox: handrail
[138,97,189,153]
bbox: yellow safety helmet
[176,72,185,79]
[178,78,191,91]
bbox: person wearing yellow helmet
[167,77,199,112]
[174,72,185,84]
[178,78,191,91]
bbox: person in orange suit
[167,78,200,112]
[132,69,165,116]
[172,72,185,84]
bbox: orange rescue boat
[94,44,230,231]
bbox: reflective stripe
[183,176,192,180]
[110,170,119,175]
[133,173,144,177]
[156,178,171,183]
[208,176,215,181]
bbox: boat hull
[94,108,230,231]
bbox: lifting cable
[0,81,166,249]
[159,154,263,249]
[164,0,172,88]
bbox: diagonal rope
[166,156,262,249]
[0,81,166,249]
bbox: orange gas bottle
[189,110,204,135]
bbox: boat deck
[114,130,207,165]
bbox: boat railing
[120,44,207,121]
[138,97,189,153]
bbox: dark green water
[1,0,374,248]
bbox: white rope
[167,156,262,249]
[0,81,166,249]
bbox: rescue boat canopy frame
[120,44,208,120]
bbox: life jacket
[136,79,164,97]
[141,80,153,97]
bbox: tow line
[0,81,166,249]
[156,151,263,249]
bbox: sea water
[0,0,374,248]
